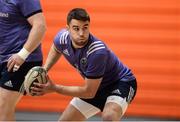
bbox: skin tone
[68,19,90,48]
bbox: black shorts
[0,61,42,93]
[81,79,137,111]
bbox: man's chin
[76,41,88,47]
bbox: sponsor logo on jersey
[63,49,70,56]
[0,12,9,18]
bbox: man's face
[67,19,90,48]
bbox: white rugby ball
[24,66,47,96]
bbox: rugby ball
[24,66,47,96]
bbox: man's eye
[74,28,79,31]
[84,27,88,30]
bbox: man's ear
[66,24,69,30]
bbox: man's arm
[31,43,101,98]
[43,44,62,72]
[32,77,102,99]
[53,78,102,98]
[7,13,46,72]
[24,13,46,53]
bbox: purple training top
[54,29,135,90]
[0,0,43,63]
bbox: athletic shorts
[0,61,42,93]
[81,79,137,111]
[70,79,137,118]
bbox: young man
[0,0,46,120]
[32,8,137,121]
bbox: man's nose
[79,30,84,36]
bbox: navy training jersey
[0,0,43,63]
[54,29,136,90]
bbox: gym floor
[16,111,176,121]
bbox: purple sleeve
[86,53,108,79]
[18,0,42,18]
[53,29,68,52]
[53,33,62,53]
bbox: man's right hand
[7,53,25,72]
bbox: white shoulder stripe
[88,41,102,49]
[64,32,68,44]
[88,44,104,53]
[61,34,64,44]
[59,31,69,44]
[87,46,105,56]
[59,36,62,44]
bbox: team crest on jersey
[80,57,87,67]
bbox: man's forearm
[53,85,95,99]
[44,44,62,71]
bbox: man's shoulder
[87,39,107,57]
[56,29,69,37]
[54,29,69,45]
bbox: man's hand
[30,76,56,96]
[7,54,25,72]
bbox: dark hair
[67,8,90,25]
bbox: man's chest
[62,48,88,74]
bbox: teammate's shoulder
[18,0,40,5]
[87,36,107,57]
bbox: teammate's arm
[7,13,46,72]
[43,44,62,72]
[24,13,46,54]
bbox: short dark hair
[67,8,90,25]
